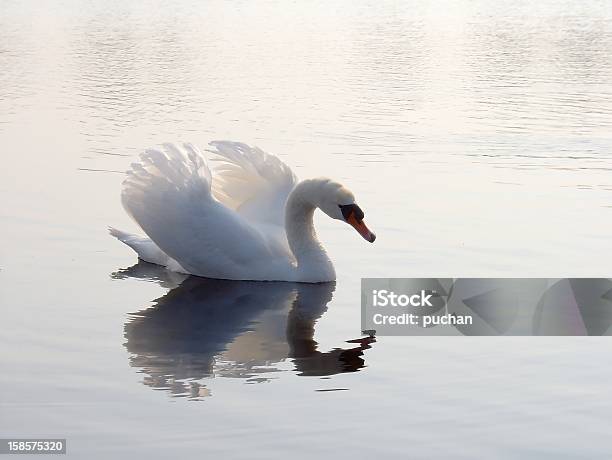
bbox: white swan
[110,141,375,282]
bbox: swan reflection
[114,262,375,399]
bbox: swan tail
[108,226,134,242]
[109,227,170,267]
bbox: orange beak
[347,214,376,243]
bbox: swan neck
[285,180,335,282]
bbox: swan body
[111,141,375,282]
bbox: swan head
[315,179,376,243]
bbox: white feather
[208,140,297,228]
[116,142,294,280]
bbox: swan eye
[339,204,364,221]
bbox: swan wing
[121,143,282,279]
[207,141,297,228]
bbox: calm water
[2,0,612,458]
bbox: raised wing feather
[121,143,283,279]
[208,141,297,227]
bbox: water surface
[2,1,612,458]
